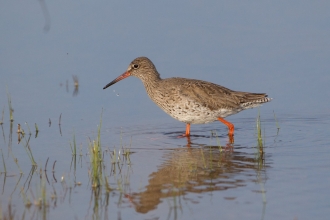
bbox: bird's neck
[140,71,161,94]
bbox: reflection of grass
[122,137,132,165]
[255,111,267,204]
[200,148,206,168]
[211,130,223,153]
[13,156,22,174]
[21,134,37,166]
[20,188,32,208]
[273,110,280,133]
[19,173,49,218]
[109,146,132,194]
[1,149,6,173]
[34,123,39,138]
[256,110,264,156]
[1,103,133,219]
[0,106,4,125]
[25,122,32,136]
[1,200,16,220]
[34,173,48,210]
[6,87,14,122]
[70,131,77,156]
[2,107,134,219]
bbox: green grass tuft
[88,110,104,188]
[255,109,266,171]
[70,131,77,156]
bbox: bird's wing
[177,79,242,110]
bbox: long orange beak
[103,71,131,89]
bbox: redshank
[103,57,272,140]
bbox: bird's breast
[148,91,241,124]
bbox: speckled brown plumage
[103,57,272,139]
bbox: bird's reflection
[126,146,269,214]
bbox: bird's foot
[177,134,189,138]
[177,134,192,147]
[228,133,234,143]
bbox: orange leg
[185,124,192,147]
[177,123,191,138]
[228,134,234,144]
[218,117,234,135]
[185,123,191,136]
[218,118,234,143]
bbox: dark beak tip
[103,71,129,91]
[103,81,115,90]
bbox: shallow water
[1,110,330,219]
[1,1,330,220]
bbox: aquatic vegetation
[0,96,274,219]
[20,129,37,166]
[88,111,105,188]
[255,111,267,204]
[88,137,103,188]
[69,131,77,156]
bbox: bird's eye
[133,64,139,69]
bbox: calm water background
[1,1,330,219]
